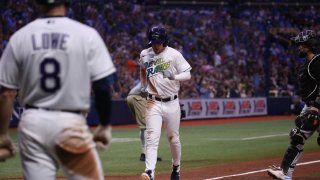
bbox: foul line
[242,133,287,140]
[209,133,287,141]
[205,160,320,180]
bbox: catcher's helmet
[148,26,168,47]
[291,30,319,53]
[34,0,70,5]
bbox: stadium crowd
[1,0,319,99]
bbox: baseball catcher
[267,30,320,180]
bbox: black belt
[148,94,178,102]
[25,104,83,114]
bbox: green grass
[0,118,318,178]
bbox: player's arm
[173,71,191,81]
[0,40,18,160]
[0,87,16,161]
[140,57,147,88]
[308,57,320,110]
[163,50,192,81]
[91,76,113,150]
[139,55,148,98]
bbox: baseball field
[1,115,320,180]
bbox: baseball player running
[127,81,162,162]
[0,0,116,179]
[267,30,320,180]
[140,26,192,180]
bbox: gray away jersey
[0,17,116,110]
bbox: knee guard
[280,128,306,173]
[289,128,305,148]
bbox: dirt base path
[108,151,320,180]
[108,115,320,180]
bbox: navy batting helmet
[34,0,70,5]
[291,30,319,53]
[148,26,168,47]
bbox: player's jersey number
[40,58,61,93]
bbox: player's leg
[142,100,162,179]
[140,128,147,161]
[163,99,181,165]
[163,99,181,180]
[127,95,148,160]
[18,110,59,180]
[268,106,318,179]
[133,96,148,158]
[55,119,104,180]
[58,147,104,180]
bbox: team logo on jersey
[144,58,170,77]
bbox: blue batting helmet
[148,26,168,47]
[34,0,70,5]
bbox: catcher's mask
[291,30,319,53]
[148,26,168,47]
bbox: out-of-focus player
[0,0,116,179]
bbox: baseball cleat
[141,170,153,180]
[267,165,292,180]
[170,165,180,180]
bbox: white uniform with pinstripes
[140,46,191,173]
[0,17,116,180]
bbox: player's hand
[162,70,175,80]
[0,134,15,162]
[140,87,148,98]
[93,125,112,151]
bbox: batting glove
[93,125,112,151]
[140,87,148,98]
[0,134,15,162]
[162,70,175,80]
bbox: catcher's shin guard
[280,127,308,174]
[280,146,302,175]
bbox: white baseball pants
[18,109,104,180]
[145,98,181,171]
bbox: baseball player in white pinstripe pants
[140,26,191,180]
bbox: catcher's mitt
[295,110,320,131]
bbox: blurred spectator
[0,1,317,99]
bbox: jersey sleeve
[139,50,147,87]
[174,50,192,73]
[0,41,19,89]
[88,29,116,81]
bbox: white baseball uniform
[0,16,116,180]
[140,46,191,173]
